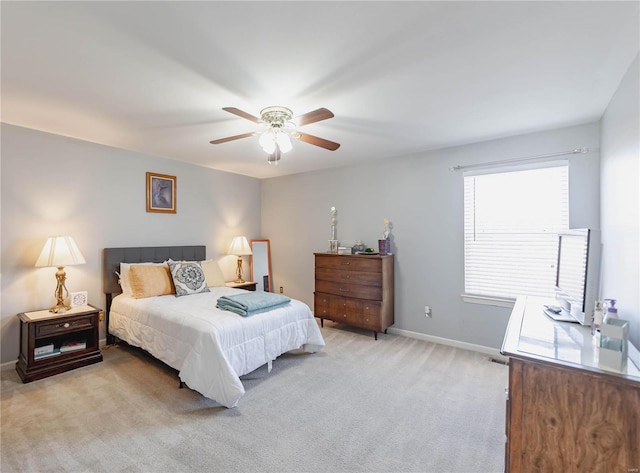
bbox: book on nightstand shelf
[34,343,54,356]
[60,341,86,353]
[35,348,61,360]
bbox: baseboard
[1,359,17,372]
[2,333,506,371]
[386,327,506,361]
[2,338,111,372]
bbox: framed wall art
[146,172,176,213]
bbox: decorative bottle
[591,300,603,337]
[602,299,618,324]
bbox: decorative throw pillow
[201,259,226,287]
[119,262,167,296]
[167,261,210,297]
[129,265,175,299]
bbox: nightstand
[225,281,257,291]
[16,304,103,383]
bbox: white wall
[600,54,639,357]
[262,123,600,350]
[1,124,261,363]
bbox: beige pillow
[129,264,175,298]
[119,262,166,296]
[201,260,226,287]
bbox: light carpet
[1,325,508,473]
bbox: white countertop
[502,296,640,382]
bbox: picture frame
[70,291,88,308]
[146,172,176,213]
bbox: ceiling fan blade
[222,107,260,123]
[294,108,334,126]
[210,132,256,145]
[295,132,340,151]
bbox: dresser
[501,296,640,472]
[314,253,394,339]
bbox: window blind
[463,164,569,300]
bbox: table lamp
[228,236,252,283]
[35,236,86,313]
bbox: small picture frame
[70,291,88,308]
[146,172,177,213]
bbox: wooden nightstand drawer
[36,316,94,337]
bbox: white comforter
[109,287,325,408]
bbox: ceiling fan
[210,106,340,164]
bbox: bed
[103,245,325,408]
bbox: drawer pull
[340,288,349,292]
[342,275,350,279]
[341,262,351,265]
[63,323,70,328]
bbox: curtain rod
[449,147,589,172]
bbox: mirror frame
[250,239,272,292]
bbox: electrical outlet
[279,286,284,294]
[424,305,432,318]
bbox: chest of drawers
[314,253,394,339]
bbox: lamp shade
[228,236,252,256]
[35,236,86,267]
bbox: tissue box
[338,247,353,255]
[599,318,629,371]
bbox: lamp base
[235,256,245,283]
[50,266,70,313]
[50,302,70,314]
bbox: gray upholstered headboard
[102,245,206,295]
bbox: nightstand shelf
[16,304,103,383]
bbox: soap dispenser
[603,299,618,324]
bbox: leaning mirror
[250,240,272,292]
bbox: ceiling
[2,2,638,179]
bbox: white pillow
[118,262,167,296]
[201,260,226,287]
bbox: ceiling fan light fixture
[259,128,292,154]
[212,106,340,161]
[259,131,276,154]
[276,132,292,153]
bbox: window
[463,163,569,304]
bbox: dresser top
[502,296,640,383]
[314,252,393,258]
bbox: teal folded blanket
[216,292,291,317]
